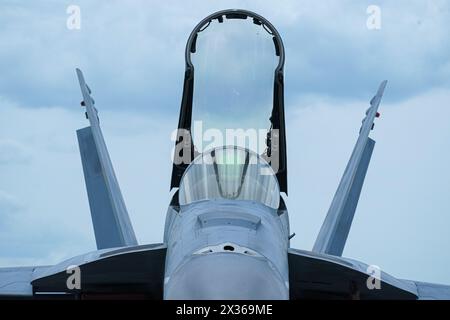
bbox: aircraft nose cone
[164,253,289,300]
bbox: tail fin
[312,81,387,256]
[76,69,138,249]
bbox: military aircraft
[1,9,449,300]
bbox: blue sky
[1,1,450,284]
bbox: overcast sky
[1,1,450,284]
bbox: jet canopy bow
[1,9,450,300]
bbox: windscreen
[190,16,279,154]
[179,146,280,209]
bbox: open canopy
[171,9,288,194]
[190,12,279,153]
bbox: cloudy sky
[1,1,450,284]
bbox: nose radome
[164,253,289,300]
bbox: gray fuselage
[163,198,290,299]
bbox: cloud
[1,86,450,284]
[1,1,450,286]
[287,88,450,284]
[0,99,175,266]
[0,1,449,111]
[0,190,24,223]
[0,139,31,165]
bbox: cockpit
[170,10,288,195]
[179,146,280,209]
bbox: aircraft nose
[164,253,289,300]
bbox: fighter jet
[1,9,449,300]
